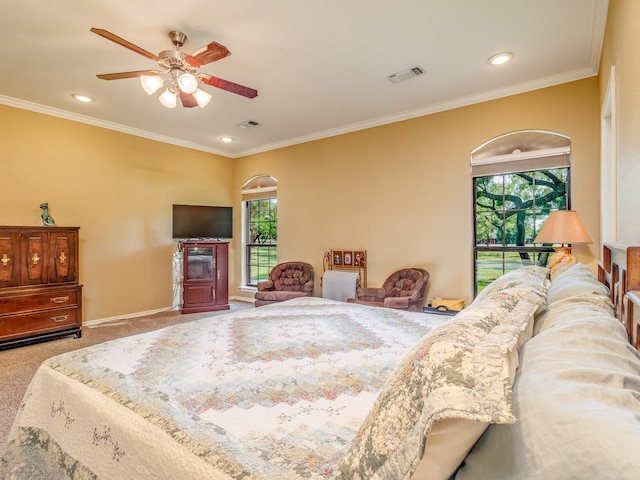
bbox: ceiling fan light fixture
[91,28,258,110]
[178,72,198,94]
[193,88,212,108]
[139,75,164,95]
[159,88,178,108]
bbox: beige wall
[6,2,638,320]
[233,77,600,305]
[600,0,640,243]
[1,74,601,320]
[1,105,233,321]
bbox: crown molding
[1,65,598,159]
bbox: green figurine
[40,203,56,226]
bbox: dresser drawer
[0,307,79,340]
[0,288,79,315]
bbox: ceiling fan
[91,28,258,109]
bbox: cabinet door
[185,246,215,282]
[214,243,229,305]
[183,283,216,307]
[0,232,20,288]
[20,232,48,286]
[49,231,77,283]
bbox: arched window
[471,130,571,294]
[242,175,278,287]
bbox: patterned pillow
[337,287,545,480]
[474,266,548,303]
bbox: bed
[2,243,640,479]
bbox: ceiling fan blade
[185,42,230,67]
[200,74,258,99]
[96,70,160,80]
[91,28,160,62]
[179,90,198,108]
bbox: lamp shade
[158,88,177,108]
[193,88,212,108]
[178,73,198,94]
[534,210,593,245]
[139,75,164,95]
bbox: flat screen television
[172,204,233,239]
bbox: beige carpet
[0,302,251,456]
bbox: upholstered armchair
[347,268,429,311]
[254,262,314,307]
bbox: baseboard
[230,295,256,304]
[83,306,179,327]
[84,298,254,327]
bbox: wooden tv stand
[180,240,229,314]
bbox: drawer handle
[51,315,69,323]
[51,296,70,304]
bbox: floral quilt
[1,297,446,480]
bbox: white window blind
[242,175,278,201]
[470,130,571,177]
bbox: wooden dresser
[0,226,82,350]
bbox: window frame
[241,174,278,290]
[245,197,278,287]
[472,168,571,295]
[471,131,573,296]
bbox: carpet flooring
[0,302,252,456]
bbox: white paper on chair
[322,270,360,302]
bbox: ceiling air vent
[236,120,260,129]
[387,66,425,83]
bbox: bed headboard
[598,242,640,351]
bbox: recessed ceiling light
[488,52,514,66]
[219,136,234,143]
[71,93,95,103]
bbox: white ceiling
[0,0,608,158]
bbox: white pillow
[456,297,640,480]
[546,262,609,305]
[534,262,613,335]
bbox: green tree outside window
[474,168,568,293]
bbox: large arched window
[242,175,278,287]
[471,130,571,294]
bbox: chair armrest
[356,287,386,301]
[384,296,411,309]
[303,280,314,294]
[257,280,274,292]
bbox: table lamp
[534,210,593,278]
